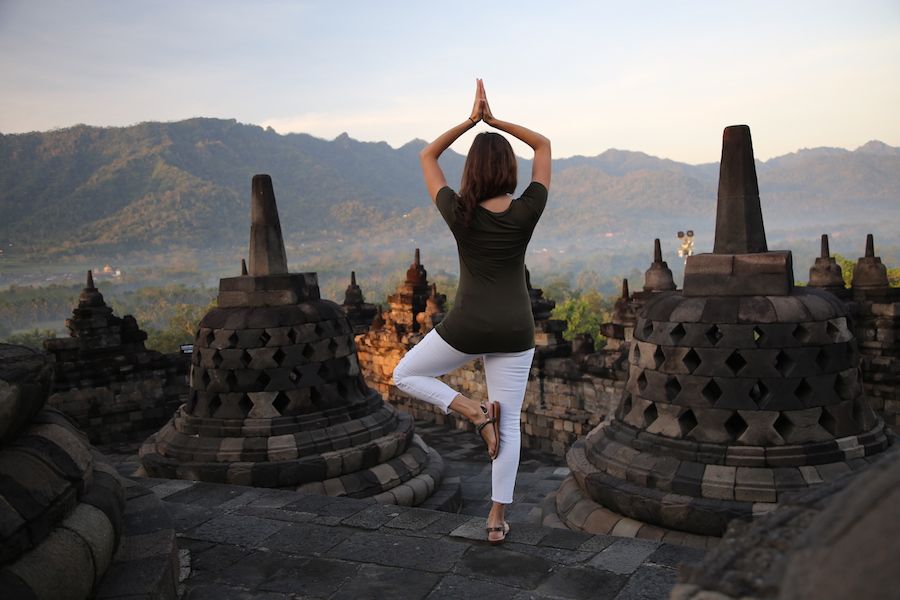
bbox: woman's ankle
[449,394,482,422]
[488,502,506,523]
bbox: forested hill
[1,118,898,257]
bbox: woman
[393,79,550,544]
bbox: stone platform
[141,477,704,600]
[99,421,705,598]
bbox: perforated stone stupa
[557,125,891,538]
[140,175,447,506]
[0,344,126,597]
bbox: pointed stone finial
[683,125,792,296]
[713,125,767,254]
[405,248,427,284]
[240,259,248,276]
[852,233,889,290]
[809,233,844,291]
[248,174,288,277]
[644,240,676,292]
[343,270,364,305]
[78,269,106,308]
[612,278,636,325]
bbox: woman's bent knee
[392,356,414,391]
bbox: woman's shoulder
[517,181,548,201]
[513,181,548,223]
[435,186,459,227]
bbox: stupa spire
[713,125,767,254]
[248,174,288,276]
[683,125,792,297]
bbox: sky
[1,0,899,163]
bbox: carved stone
[140,176,448,506]
[851,234,889,291]
[557,125,891,538]
[808,234,846,293]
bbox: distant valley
[1,118,898,296]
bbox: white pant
[392,329,535,504]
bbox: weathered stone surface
[679,448,900,600]
[713,125,767,255]
[247,174,288,277]
[554,125,891,539]
[43,273,188,444]
[140,176,446,508]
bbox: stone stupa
[140,175,447,506]
[555,125,891,540]
[340,271,378,334]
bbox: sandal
[475,401,500,460]
[486,520,510,545]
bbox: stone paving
[100,421,705,599]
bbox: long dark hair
[458,132,517,226]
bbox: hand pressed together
[469,78,495,124]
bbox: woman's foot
[450,395,499,459]
[486,503,508,544]
[486,521,509,545]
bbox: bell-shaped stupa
[556,126,891,539]
[140,175,447,506]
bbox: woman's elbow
[538,136,551,153]
[419,146,438,163]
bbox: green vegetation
[544,274,616,343]
[3,328,58,350]
[144,300,215,353]
[2,118,898,272]
[3,118,897,361]
[833,254,900,287]
[0,282,215,354]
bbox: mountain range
[1,118,898,262]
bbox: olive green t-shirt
[433,181,548,354]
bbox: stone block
[734,467,776,502]
[701,465,736,500]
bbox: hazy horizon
[2,115,896,167]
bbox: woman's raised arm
[419,81,482,202]
[480,81,551,190]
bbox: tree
[834,254,900,288]
[144,300,215,353]
[550,290,614,342]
